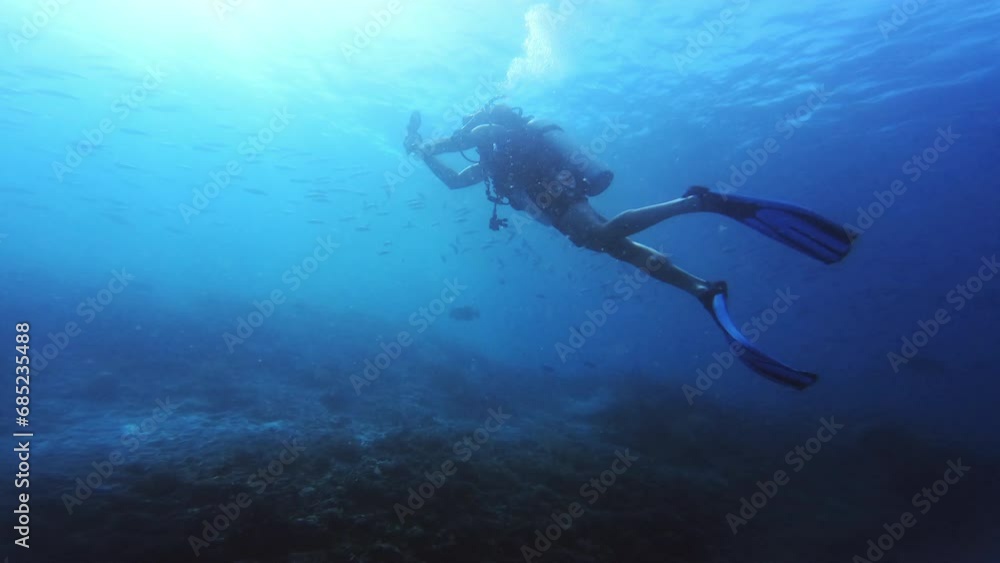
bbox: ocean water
[2,0,999,561]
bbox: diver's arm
[417,123,505,156]
[422,156,483,189]
[418,135,474,156]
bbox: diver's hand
[405,137,432,159]
[407,110,421,133]
[404,110,423,154]
[403,135,420,154]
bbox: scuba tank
[454,100,617,229]
[527,118,614,197]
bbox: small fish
[149,104,183,113]
[243,188,267,196]
[307,220,325,225]
[541,364,555,373]
[15,66,65,80]
[331,187,366,196]
[584,361,596,369]
[103,213,132,226]
[193,143,223,153]
[31,88,80,101]
[449,306,480,321]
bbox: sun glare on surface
[80,0,384,57]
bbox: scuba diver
[403,102,852,389]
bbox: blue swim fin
[700,282,818,390]
[685,186,852,264]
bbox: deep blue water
[2,1,999,562]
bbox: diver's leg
[555,199,715,296]
[600,195,702,240]
[602,238,712,298]
[556,203,711,297]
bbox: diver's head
[485,104,527,128]
[461,103,528,130]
